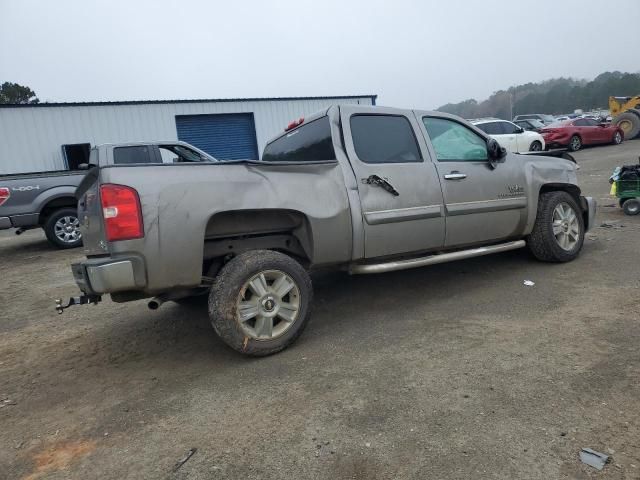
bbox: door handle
[444,172,467,180]
[361,175,400,196]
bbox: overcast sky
[2,0,639,109]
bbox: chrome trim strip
[364,205,443,225]
[446,197,527,216]
[349,240,526,274]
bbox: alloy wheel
[552,202,580,251]
[236,270,301,340]
[54,216,82,244]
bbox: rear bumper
[0,213,40,230]
[72,256,146,294]
[581,196,597,232]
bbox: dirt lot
[1,141,639,480]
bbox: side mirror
[487,138,506,161]
[515,127,524,134]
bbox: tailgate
[76,165,107,256]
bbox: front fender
[523,158,580,234]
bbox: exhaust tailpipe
[148,297,164,310]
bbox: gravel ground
[1,140,639,480]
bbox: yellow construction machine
[610,96,640,139]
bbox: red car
[541,118,624,151]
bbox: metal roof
[0,94,378,108]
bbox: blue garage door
[175,113,259,160]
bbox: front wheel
[568,135,582,152]
[208,250,312,356]
[529,140,542,152]
[43,208,83,249]
[528,191,585,262]
[612,131,623,145]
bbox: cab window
[499,121,520,134]
[350,115,422,163]
[476,122,502,135]
[113,146,153,165]
[423,117,488,162]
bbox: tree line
[437,71,640,120]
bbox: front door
[340,106,446,258]
[419,115,529,247]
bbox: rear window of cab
[262,116,336,162]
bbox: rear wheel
[43,208,82,249]
[612,130,623,145]
[568,135,582,151]
[208,250,312,356]
[622,198,640,216]
[529,140,542,152]
[528,191,585,262]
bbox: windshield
[529,119,545,128]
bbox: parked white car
[470,118,546,153]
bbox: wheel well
[39,197,77,224]
[540,183,581,201]
[202,209,314,272]
[539,183,587,226]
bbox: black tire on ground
[529,140,543,152]
[614,112,640,140]
[568,135,582,152]
[619,198,629,208]
[43,207,83,249]
[527,191,585,262]
[612,130,623,145]
[208,250,312,356]
[622,198,640,216]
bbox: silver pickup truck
[59,105,596,356]
[0,171,85,248]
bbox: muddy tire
[568,135,582,152]
[43,208,82,249]
[208,250,312,356]
[528,191,585,262]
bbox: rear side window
[113,146,153,165]
[262,116,335,162]
[500,122,520,134]
[350,115,421,163]
[476,122,502,135]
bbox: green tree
[0,82,39,104]
[436,72,640,119]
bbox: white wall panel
[0,96,375,174]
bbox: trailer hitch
[55,294,102,314]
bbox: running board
[348,240,526,275]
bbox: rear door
[339,106,445,258]
[419,115,528,247]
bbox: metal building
[0,95,376,174]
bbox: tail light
[100,184,144,241]
[0,187,9,207]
